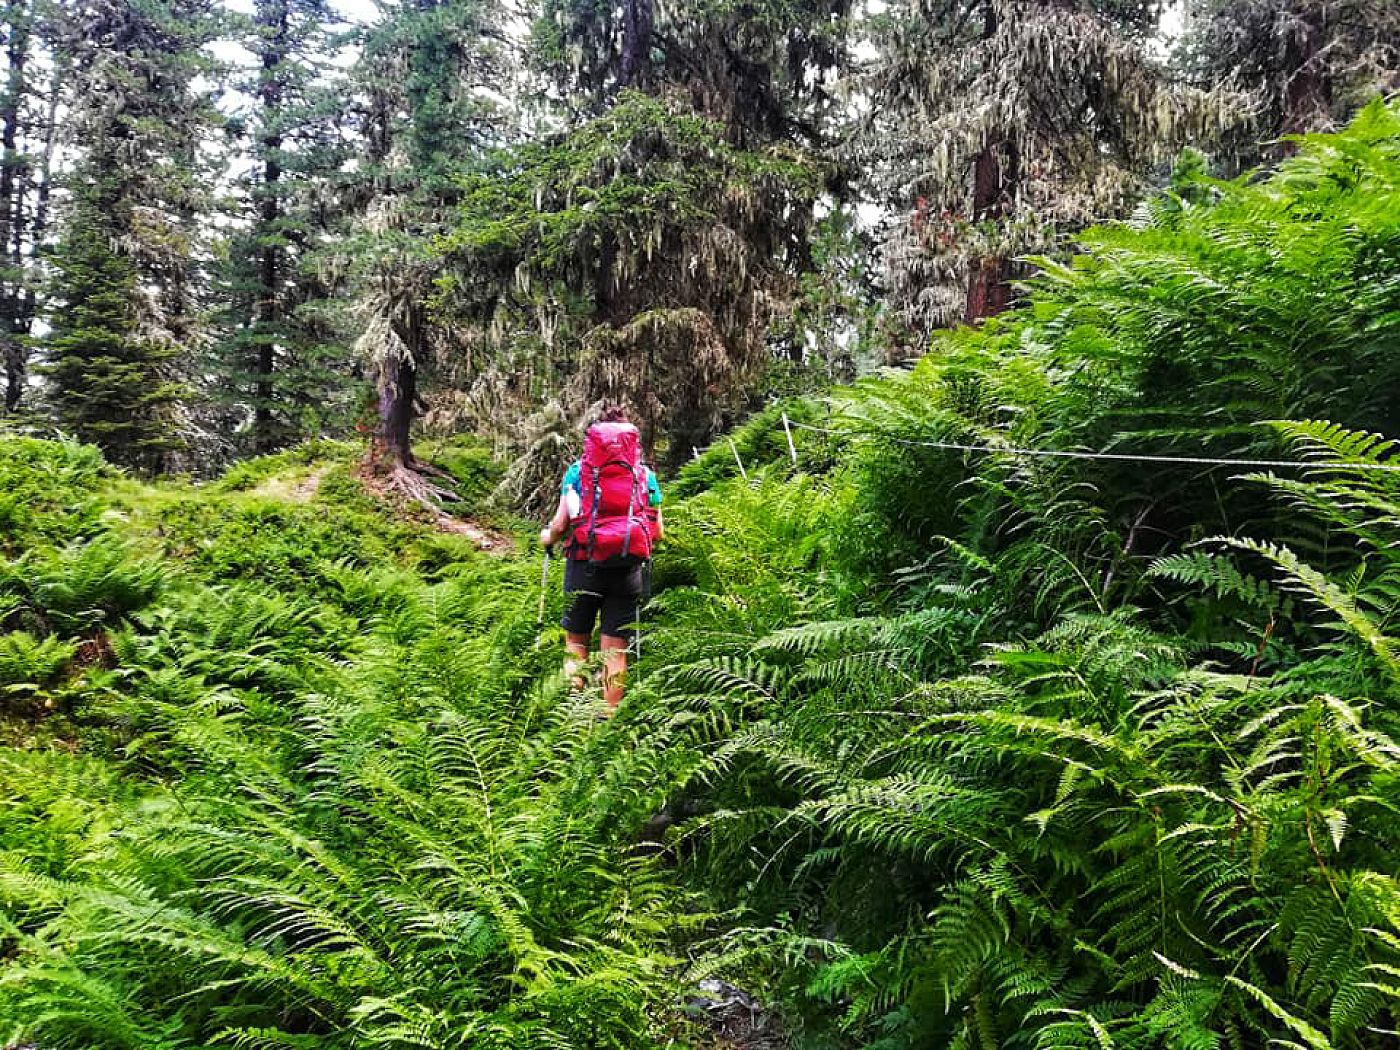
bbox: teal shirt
[562,461,662,507]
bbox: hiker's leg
[564,632,589,691]
[599,633,628,710]
[560,560,602,692]
[595,563,643,712]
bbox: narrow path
[429,511,515,553]
[249,466,328,503]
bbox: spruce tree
[1181,0,1399,154]
[338,0,506,500]
[43,0,220,469]
[216,0,354,455]
[532,0,851,145]
[426,0,853,471]
[44,196,181,470]
[0,0,59,414]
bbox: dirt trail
[427,510,515,553]
[249,466,327,503]
[249,463,513,554]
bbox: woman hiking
[539,404,663,714]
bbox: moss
[415,435,506,509]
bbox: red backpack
[569,421,654,565]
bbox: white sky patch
[334,0,380,25]
[222,0,378,17]
[1161,0,1186,41]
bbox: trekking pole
[537,545,552,627]
[636,558,652,660]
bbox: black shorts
[561,559,645,640]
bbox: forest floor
[355,460,516,553]
[249,465,328,504]
[428,509,515,552]
[686,981,787,1049]
[3,440,792,1050]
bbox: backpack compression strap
[585,463,601,562]
[582,459,645,563]
[620,462,641,560]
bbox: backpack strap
[621,461,641,560]
[585,462,601,562]
[580,456,646,564]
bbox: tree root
[381,461,461,512]
[684,980,786,1049]
[358,455,515,554]
[407,457,458,484]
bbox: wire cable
[780,417,1400,474]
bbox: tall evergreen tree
[217,0,354,454]
[43,0,220,469]
[532,0,851,145]
[1181,0,1399,153]
[0,0,59,414]
[339,0,507,500]
[868,0,1241,337]
[425,0,855,478]
[44,204,181,469]
[434,94,829,475]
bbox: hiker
[539,404,663,713]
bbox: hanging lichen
[860,0,1250,337]
[432,91,827,469]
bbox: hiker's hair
[598,402,630,424]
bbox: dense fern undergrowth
[4,103,1400,1050]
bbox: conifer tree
[429,0,853,475]
[0,0,59,414]
[434,94,828,473]
[44,200,181,469]
[339,0,506,500]
[1181,0,1399,152]
[868,0,1240,336]
[43,0,220,469]
[217,0,354,454]
[533,0,850,145]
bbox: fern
[0,631,75,695]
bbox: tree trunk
[9,61,55,411]
[1280,0,1330,146]
[961,0,1017,325]
[377,355,417,467]
[963,137,1018,324]
[0,0,26,412]
[594,230,617,320]
[620,0,653,87]
[253,0,288,451]
[965,255,1011,322]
